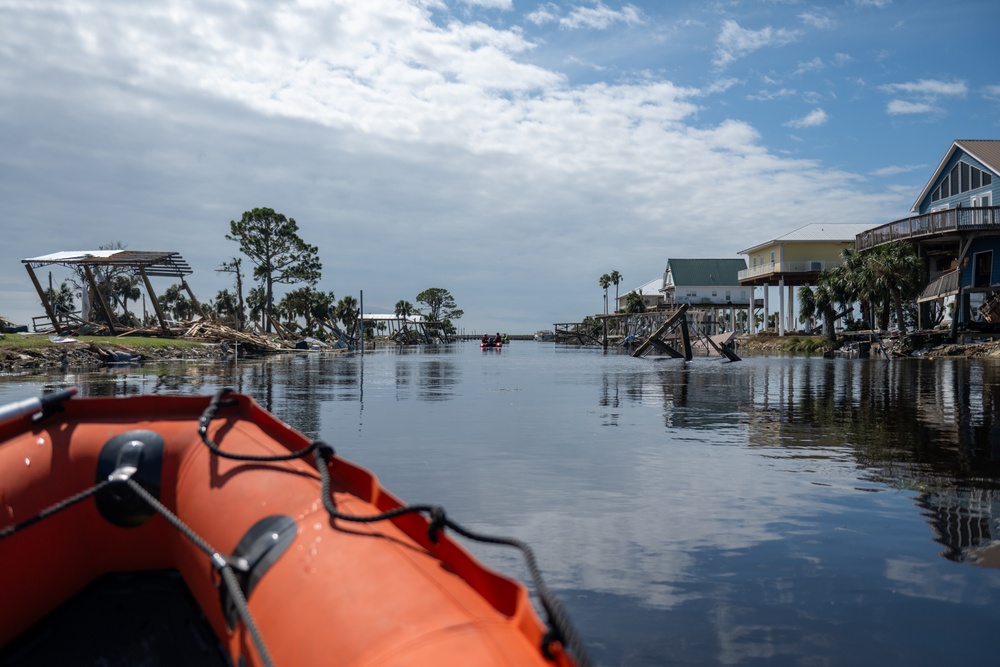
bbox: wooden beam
[138,267,170,333]
[680,316,692,361]
[631,304,689,357]
[648,338,684,358]
[23,264,60,333]
[83,265,118,335]
[181,279,209,321]
[704,331,742,362]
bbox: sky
[1,0,998,335]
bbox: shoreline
[4,332,1000,372]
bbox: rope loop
[427,506,446,544]
[313,439,335,464]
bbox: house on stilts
[856,139,1000,335]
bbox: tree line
[797,243,924,338]
[41,207,463,339]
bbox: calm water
[3,342,1000,666]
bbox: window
[770,251,775,264]
[932,161,994,202]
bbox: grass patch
[784,336,831,354]
[0,334,205,350]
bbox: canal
[2,342,999,666]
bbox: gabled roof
[622,278,664,297]
[738,223,874,254]
[912,140,1000,212]
[665,258,747,287]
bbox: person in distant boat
[481,334,489,344]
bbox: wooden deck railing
[856,206,1000,251]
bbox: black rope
[0,479,111,541]
[199,388,326,462]
[202,393,593,665]
[0,467,275,667]
[4,387,593,667]
[120,479,275,667]
[310,446,594,667]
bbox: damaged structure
[21,250,204,336]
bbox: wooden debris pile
[180,322,287,354]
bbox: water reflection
[5,346,1000,665]
[594,358,1000,568]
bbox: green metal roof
[665,258,747,287]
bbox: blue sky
[1,0,997,334]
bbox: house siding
[960,237,1000,288]
[746,241,854,274]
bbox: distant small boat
[534,330,554,342]
[0,389,586,667]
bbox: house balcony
[856,206,1000,251]
[738,261,827,285]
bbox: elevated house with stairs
[856,139,1000,332]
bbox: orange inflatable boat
[0,388,588,667]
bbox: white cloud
[880,79,968,96]
[785,108,828,129]
[714,20,800,68]
[525,3,559,26]
[854,0,892,7]
[457,0,512,8]
[0,0,906,332]
[799,11,835,30]
[870,164,925,177]
[524,1,644,30]
[887,100,936,114]
[747,88,796,102]
[793,57,824,76]
[559,2,644,31]
[981,84,1000,101]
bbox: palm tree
[310,290,336,335]
[599,274,611,314]
[278,287,315,334]
[833,248,879,329]
[609,270,622,313]
[395,299,413,318]
[247,287,266,331]
[874,242,923,334]
[213,289,239,326]
[158,284,192,322]
[394,299,414,335]
[337,295,359,337]
[624,291,645,314]
[798,273,838,340]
